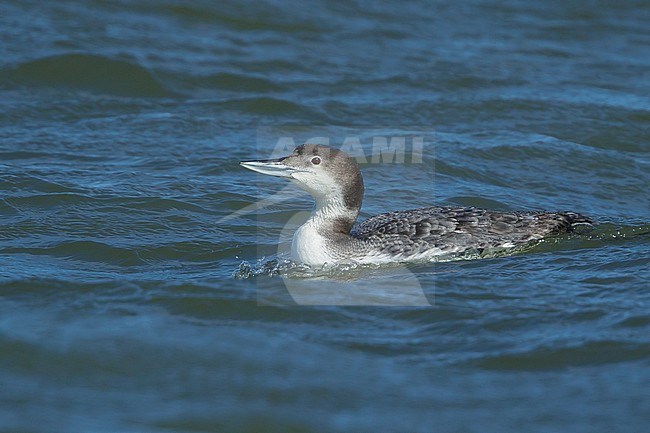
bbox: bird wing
[352,206,589,256]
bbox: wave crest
[0,53,177,98]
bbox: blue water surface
[1,1,649,432]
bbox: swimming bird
[240,144,591,266]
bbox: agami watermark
[235,127,437,306]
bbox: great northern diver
[240,144,591,266]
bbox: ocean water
[1,0,649,432]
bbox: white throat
[290,195,358,266]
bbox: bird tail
[560,212,593,230]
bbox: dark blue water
[1,1,649,432]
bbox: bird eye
[311,156,321,165]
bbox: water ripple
[0,53,178,98]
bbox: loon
[240,144,591,266]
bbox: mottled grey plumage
[350,206,590,259]
[241,144,592,265]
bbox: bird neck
[307,195,359,236]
